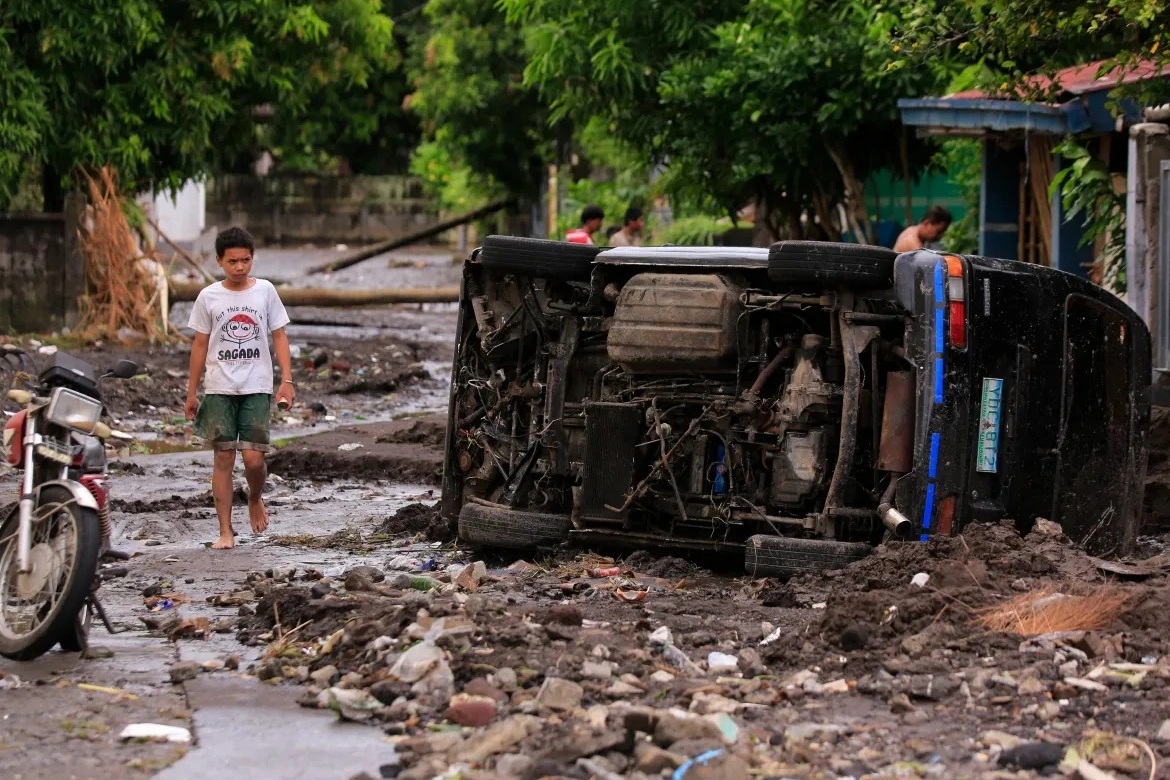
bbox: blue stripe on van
[928,432,940,479]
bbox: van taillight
[944,255,966,350]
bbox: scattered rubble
[225,518,1169,779]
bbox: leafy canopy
[0,0,398,207]
[502,0,953,239]
[890,0,1170,97]
[407,0,549,208]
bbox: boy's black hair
[623,207,643,224]
[215,226,256,258]
[923,205,953,225]
[581,204,605,224]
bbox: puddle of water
[133,438,209,455]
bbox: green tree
[0,0,398,209]
[264,0,426,175]
[407,0,549,210]
[504,0,952,241]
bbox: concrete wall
[205,174,438,245]
[0,197,85,333]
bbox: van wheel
[768,241,897,287]
[458,502,571,550]
[744,534,871,578]
[479,236,600,282]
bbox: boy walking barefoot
[184,227,295,550]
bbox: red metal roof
[945,58,1167,101]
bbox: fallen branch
[146,215,216,284]
[305,197,514,275]
[169,280,459,306]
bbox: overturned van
[441,237,1150,576]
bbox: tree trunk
[826,141,873,244]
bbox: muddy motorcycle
[0,347,138,660]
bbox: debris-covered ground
[222,510,1170,780]
[4,245,1170,779]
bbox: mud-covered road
[2,244,1170,780]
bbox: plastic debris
[337,442,364,452]
[759,626,784,646]
[707,652,739,675]
[673,749,726,780]
[911,572,930,588]
[324,688,386,722]
[120,723,192,743]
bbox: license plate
[976,378,1004,473]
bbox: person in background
[609,207,645,247]
[566,204,604,245]
[893,205,953,252]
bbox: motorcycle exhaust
[878,503,913,539]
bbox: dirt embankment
[266,413,446,484]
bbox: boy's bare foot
[209,533,235,550]
[248,498,269,533]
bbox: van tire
[458,502,571,549]
[479,236,600,282]
[744,534,871,578]
[768,241,897,287]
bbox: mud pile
[761,520,1169,674]
[376,502,451,542]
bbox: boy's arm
[272,327,296,406]
[185,332,210,420]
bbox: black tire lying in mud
[479,235,601,282]
[744,534,871,578]
[767,240,897,287]
[458,502,571,550]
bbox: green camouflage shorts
[194,393,272,451]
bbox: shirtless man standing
[893,205,952,252]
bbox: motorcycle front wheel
[0,486,101,661]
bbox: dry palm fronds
[76,167,171,343]
[975,586,1130,636]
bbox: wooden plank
[305,198,514,275]
[169,280,459,306]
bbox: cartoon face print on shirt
[217,312,265,363]
[222,313,260,347]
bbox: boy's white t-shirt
[188,279,291,395]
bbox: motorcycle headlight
[45,388,103,433]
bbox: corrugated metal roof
[896,98,1074,135]
[898,58,1167,135]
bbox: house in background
[897,59,1170,278]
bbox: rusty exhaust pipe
[879,503,913,538]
